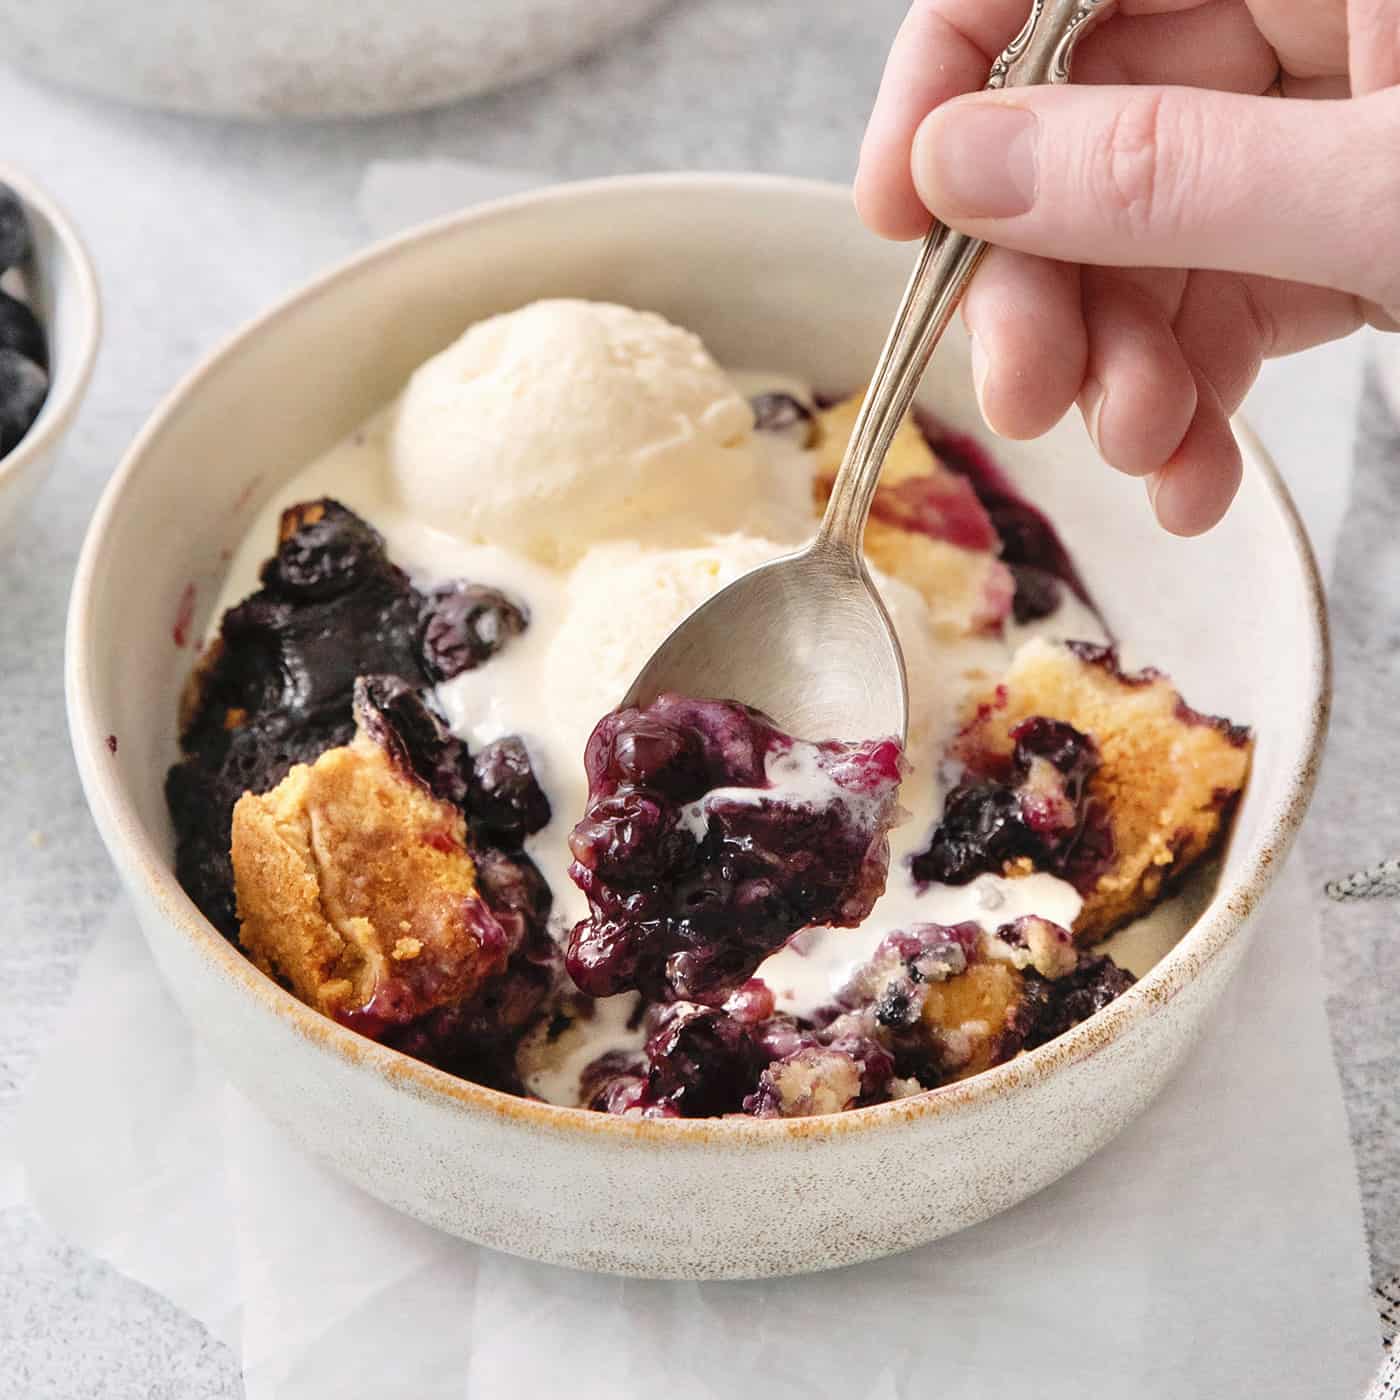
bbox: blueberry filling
[167,501,430,936]
[749,391,815,446]
[912,717,1114,892]
[575,916,1135,1119]
[1026,955,1137,1045]
[565,693,904,1003]
[913,411,1099,623]
[420,581,528,681]
[354,673,473,808]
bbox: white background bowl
[66,174,1327,1279]
[2,0,672,119]
[0,164,100,546]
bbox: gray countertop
[0,2,1393,1394]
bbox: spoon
[622,0,1114,743]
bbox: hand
[855,1,1400,535]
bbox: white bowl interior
[76,178,1319,981]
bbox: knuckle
[1094,91,1188,239]
[1236,279,1279,359]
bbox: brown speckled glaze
[65,178,1329,1278]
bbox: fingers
[855,0,1278,242]
[1348,0,1400,94]
[960,250,1086,438]
[1281,74,1352,99]
[1243,0,1349,79]
[1147,369,1242,535]
[1073,0,1276,93]
[909,85,1400,308]
[1078,270,1198,476]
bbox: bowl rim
[65,171,1331,1148]
[0,162,102,492]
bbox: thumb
[911,85,1400,311]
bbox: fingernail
[914,103,1038,220]
[1081,379,1107,452]
[970,334,993,426]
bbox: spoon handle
[816,0,1115,561]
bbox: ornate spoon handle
[817,0,1116,560]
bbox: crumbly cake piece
[232,733,510,1033]
[812,392,1013,636]
[813,392,943,486]
[855,520,1015,637]
[956,638,1253,942]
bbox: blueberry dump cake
[166,299,1252,1119]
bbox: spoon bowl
[621,538,908,742]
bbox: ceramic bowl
[0,165,100,546]
[2,0,671,119]
[66,174,1328,1280]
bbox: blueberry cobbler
[166,299,1252,1118]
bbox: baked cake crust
[956,638,1253,942]
[232,734,509,1032]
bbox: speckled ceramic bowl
[3,0,671,119]
[0,164,100,546]
[66,174,1328,1279]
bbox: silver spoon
[623,0,1115,742]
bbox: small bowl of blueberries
[0,166,101,544]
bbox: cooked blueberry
[606,715,706,797]
[566,693,903,1002]
[1013,717,1098,798]
[0,185,30,271]
[1010,564,1062,623]
[914,413,1100,615]
[1029,955,1136,1045]
[643,1003,765,1117]
[469,736,551,839]
[911,782,1024,886]
[0,291,47,371]
[472,845,553,950]
[353,675,473,809]
[749,391,814,445]
[216,500,424,725]
[420,581,528,681]
[0,348,48,457]
[912,716,1110,889]
[264,499,385,600]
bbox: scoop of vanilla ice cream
[543,536,940,761]
[543,536,785,758]
[389,299,762,566]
